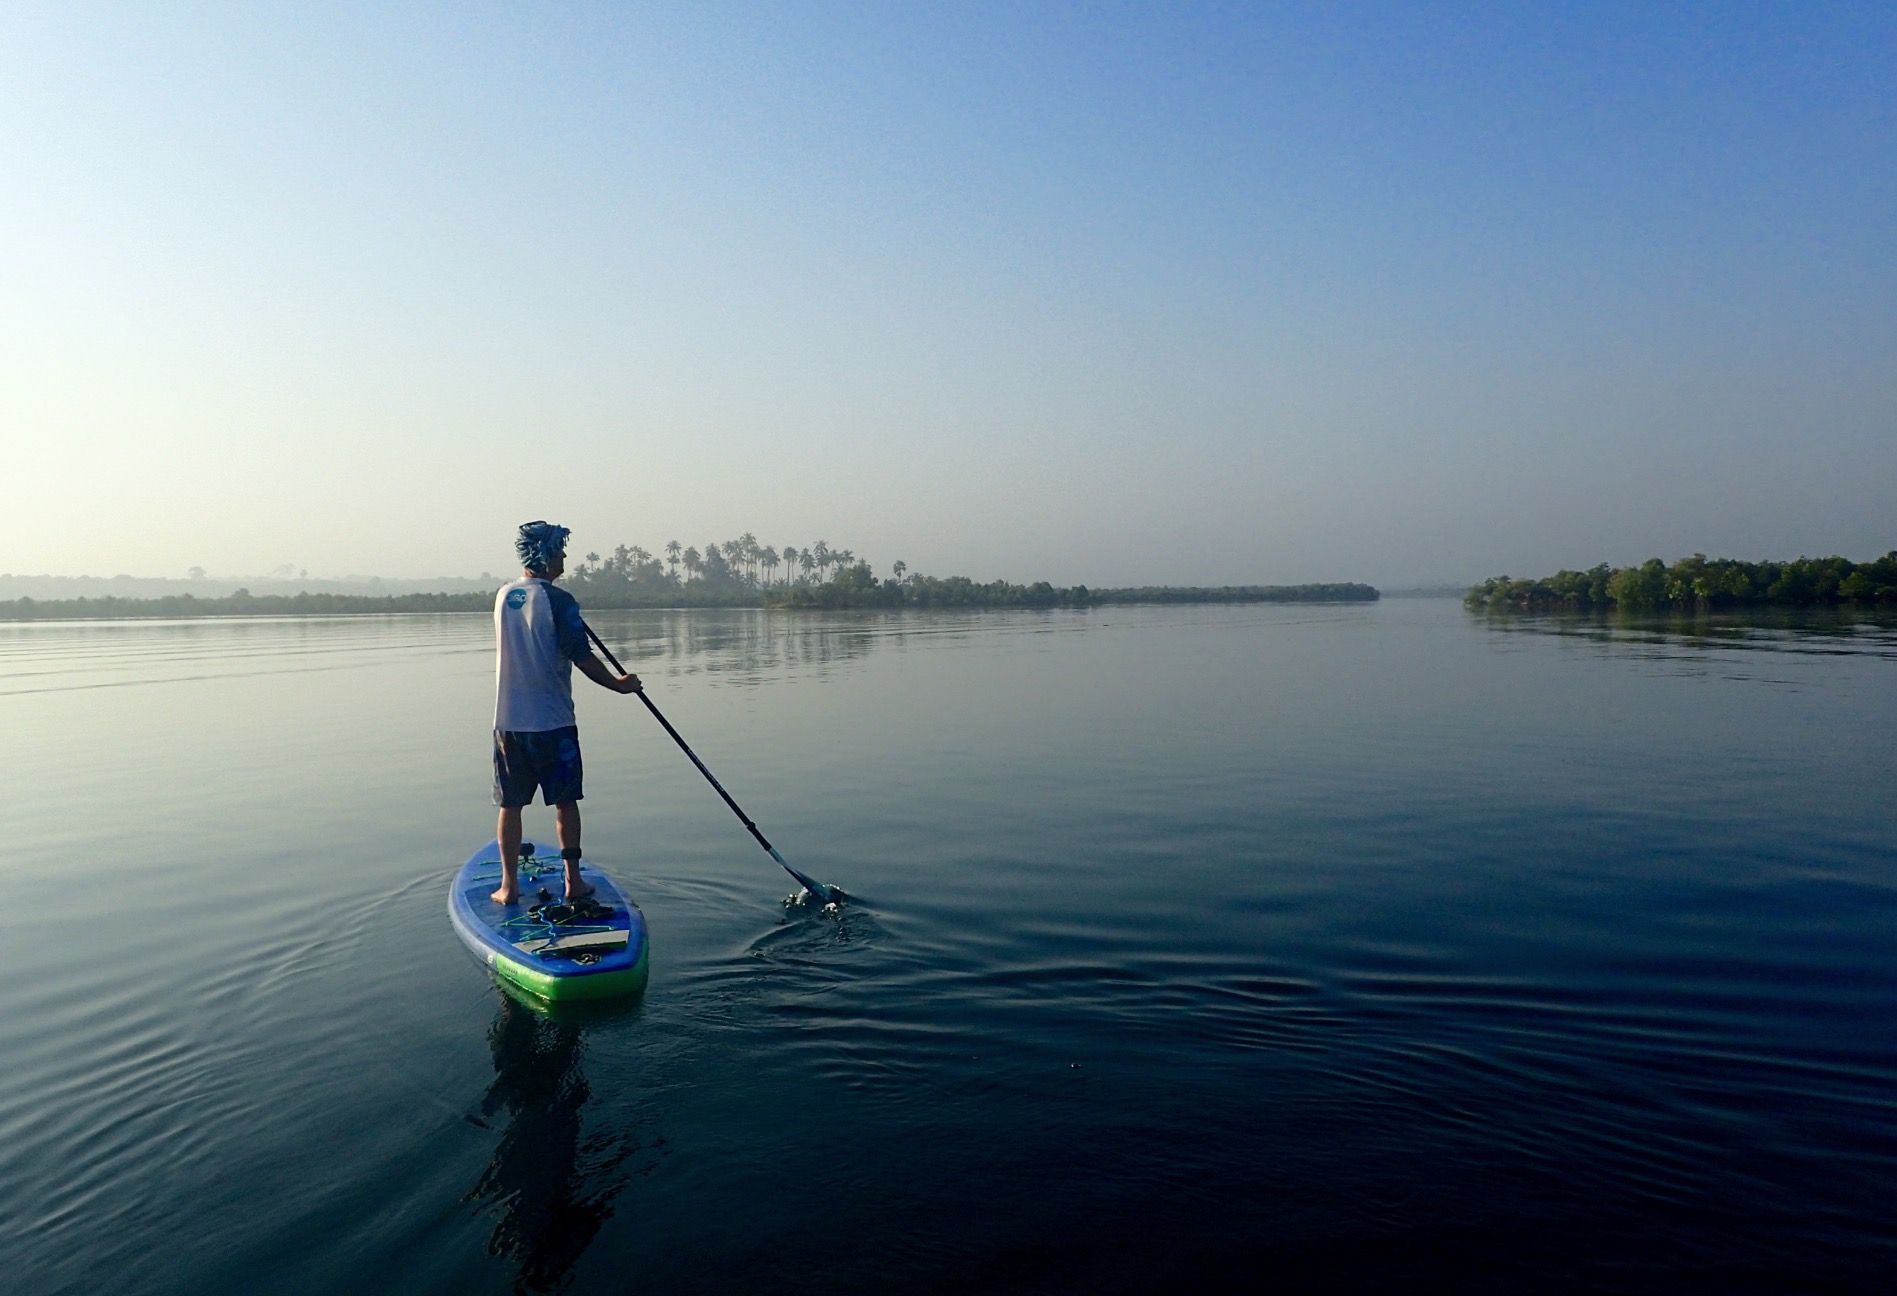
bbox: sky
[2,2,1892,588]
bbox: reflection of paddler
[490,520,644,907]
[465,994,616,1292]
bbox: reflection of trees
[582,605,1100,688]
[584,609,902,683]
[465,995,633,1295]
[1482,606,1897,663]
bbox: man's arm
[549,587,639,693]
[575,652,642,694]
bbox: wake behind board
[448,842,649,1002]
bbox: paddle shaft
[582,622,828,897]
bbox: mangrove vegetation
[769,569,1378,609]
[1466,552,1897,612]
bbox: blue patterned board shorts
[492,726,584,807]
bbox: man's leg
[554,801,593,900]
[491,729,534,905]
[493,805,524,904]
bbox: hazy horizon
[4,5,1892,589]
[8,541,1896,603]
[0,561,1413,602]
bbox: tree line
[563,534,870,599]
[564,534,1379,608]
[767,568,1377,609]
[0,532,1379,620]
[0,590,498,620]
[1465,552,1897,612]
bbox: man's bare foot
[565,876,595,902]
[491,885,519,905]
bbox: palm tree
[799,549,816,584]
[665,540,681,581]
[833,548,855,575]
[780,546,797,585]
[812,541,832,583]
[739,533,760,585]
[892,560,907,582]
[682,546,701,581]
[761,546,779,586]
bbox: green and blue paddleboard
[448,842,649,1002]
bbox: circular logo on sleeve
[505,589,528,609]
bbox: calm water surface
[1,600,1893,1293]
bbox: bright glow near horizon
[2,4,1892,587]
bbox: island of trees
[1465,551,1897,612]
[0,532,1377,620]
[562,536,1373,608]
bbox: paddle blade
[769,846,836,904]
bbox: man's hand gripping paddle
[583,622,840,905]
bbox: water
[1,600,1893,1293]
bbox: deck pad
[448,842,649,1001]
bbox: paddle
[582,621,839,904]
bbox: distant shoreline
[0,580,1379,622]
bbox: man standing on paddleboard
[490,520,642,905]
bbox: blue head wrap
[515,520,571,574]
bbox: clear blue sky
[2,2,1891,585]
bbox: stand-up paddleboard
[448,842,649,1002]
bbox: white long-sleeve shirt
[493,577,588,732]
